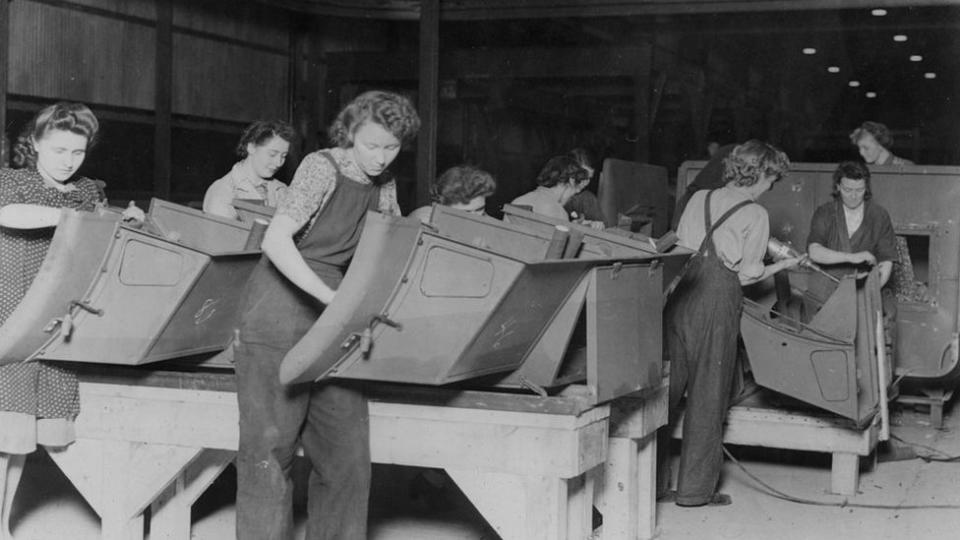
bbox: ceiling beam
[260,0,960,21]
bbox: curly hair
[12,102,99,169]
[849,121,892,149]
[431,165,497,205]
[236,120,295,159]
[832,160,873,200]
[722,139,790,187]
[536,155,588,188]
[568,147,596,171]
[327,91,420,148]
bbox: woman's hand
[585,220,605,230]
[848,251,877,266]
[121,201,146,224]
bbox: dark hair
[832,160,873,200]
[568,148,595,171]
[12,102,99,169]
[328,90,420,148]
[536,155,588,188]
[236,120,295,159]
[722,139,790,187]
[431,165,497,205]
[850,121,893,149]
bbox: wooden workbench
[43,368,670,540]
[671,390,880,496]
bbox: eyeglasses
[839,186,866,195]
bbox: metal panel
[741,273,882,426]
[1,201,261,366]
[0,210,120,364]
[597,158,670,235]
[280,212,603,385]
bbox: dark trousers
[664,256,742,506]
[235,340,370,540]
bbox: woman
[512,154,589,222]
[850,121,914,166]
[0,102,105,539]
[234,91,419,540]
[409,164,496,223]
[665,140,799,507]
[203,120,295,219]
[563,147,606,229]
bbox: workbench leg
[149,449,235,540]
[596,433,657,540]
[448,469,590,540]
[47,440,209,540]
[566,471,595,540]
[830,452,859,495]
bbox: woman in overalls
[234,91,419,539]
[665,140,798,507]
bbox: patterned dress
[0,168,104,453]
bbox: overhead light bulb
[910,55,923,62]
[872,9,887,16]
[925,72,937,79]
[893,35,908,42]
[849,80,861,88]
[827,66,840,73]
[802,47,817,55]
[866,92,877,98]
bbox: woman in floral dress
[0,102,105,539]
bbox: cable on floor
[889,433,960,463]
[722,444,960,509]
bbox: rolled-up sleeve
[277,153,336,229]
[736,206,768,282]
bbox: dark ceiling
[287,1,960,164]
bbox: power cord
[889,434,960,463]
[722,444,960,509]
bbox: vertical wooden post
[154,0,173,200]
[633,41,654,163]
[288,15,323,171]
[416,0,439,207]
[0,0,10,167]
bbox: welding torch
[767,237,840,284]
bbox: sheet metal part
[741,271,883,426]
[0,199,261,365]
[679,161,960,383]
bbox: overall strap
[698,189,755,255]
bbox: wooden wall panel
[66,0,156,19]
[9,1,155,109]
[172,34,288,122]
[173,0,288,50]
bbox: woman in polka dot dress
[0,102,105,539]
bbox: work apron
[666,189,753,506]
[235,151,381,540]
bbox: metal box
[0,200,261,365]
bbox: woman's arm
[740,257,800,286]
[203,178,240,220]
[808,242,876,266]
[261,213,336,305]
[0,203,62,229]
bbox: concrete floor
[8,399,960,539]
